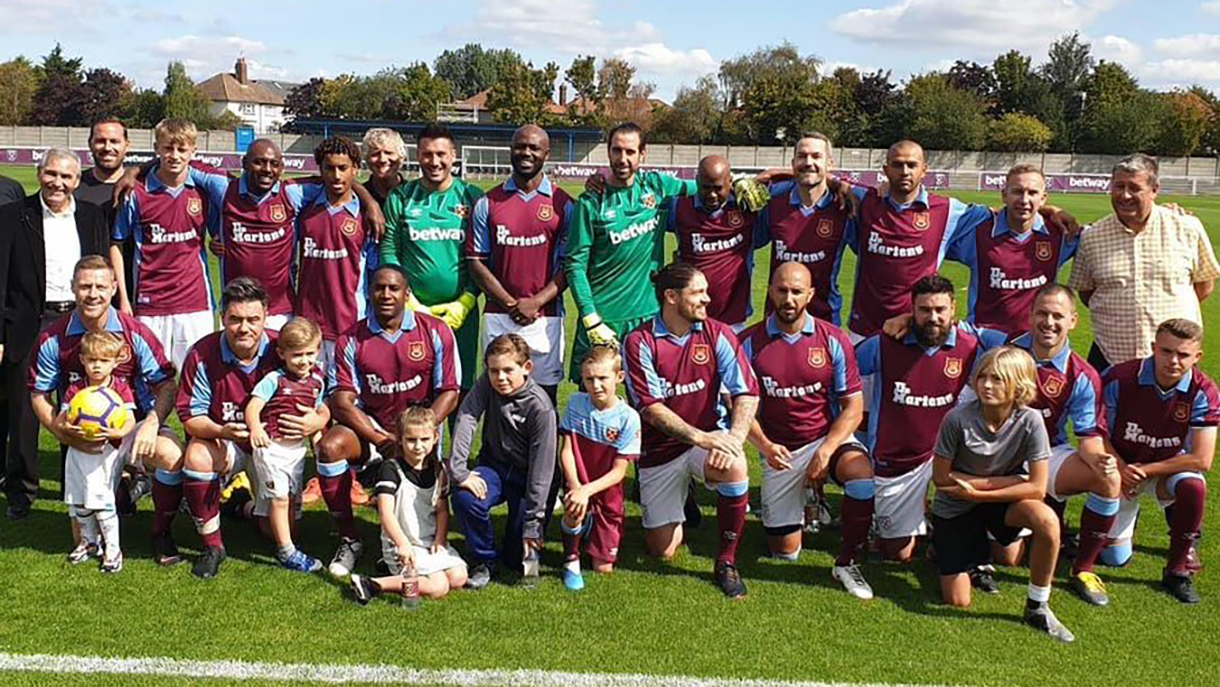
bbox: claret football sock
[183,469,223,549]
[318,461,358,539]
[1167,477,1206,575]
[837,479,875,566]
[1072,493,1119,574]
[151,469,184,535]
[715,481,749,565]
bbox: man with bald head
[467,124,574,401]
[739,262,876,599]
[669,155,757,330]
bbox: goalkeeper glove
[430,293,477,330]
[582,314,619,347]
[405,292,426,312]
[732,176,771,213]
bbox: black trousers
[1087,342,1113,375]
[2,309,65,508]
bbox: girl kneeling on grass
[350,406,467,604]
[931,346,1073,643]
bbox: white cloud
[1141,59,1220,85]
[614,44,716,76]
[149,35,297,83]
[1094,35,1143,64]
[830,0,1117,52]
[1203,1,1220,15]
[0,0,113,36]
[1153,34,1220,59]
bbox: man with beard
[622,263,759,599]
[76,119,130,217]
[381,124,484,392]
[565,123,696,382]
[318,265,460,577]
[855,275,981,562]
[740,262,876,599]
[467,125,573,402]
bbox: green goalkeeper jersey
[565,171,695,322]
[380,178,484,306]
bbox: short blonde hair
[972,346,1038,407]
[154,118,198,146]
[362,127,407,160]
[277,317,322,352]
[80,331,129,361]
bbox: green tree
[487,60,560,125]
[162,61,212,124]
[1079,61,1146,153]
[987,113,1054,151]
[1188,86,1220,155]
[1155,90,1214,157]
[947,60,996,101]
[719,42,820,111]
[29,43,86,125]
[650,76,721,143]
[434,44,526,100]
[78,68,132,125]
[382,64,451,121]
[0,57,39,125]
[735,44,823,143]
[563,55,603,128]
[119,89,164,129]
[1041,33,1095,149]
[903,74,988,150]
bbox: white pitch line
[0,652,956,687]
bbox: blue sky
[3,0,1218,101]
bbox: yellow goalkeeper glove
[582,314,619,347]
[405,292,426,312]
[430,293,477,330]
[732,176,770,213]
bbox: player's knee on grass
[880,537,916,562]
[422,572,451,599]
[446,565,468,590]
[645,524,682,560]
[1023,502,1061,543]
[765,524,801,559]
[592,559,614,573]
[940,573,972,608]
[991,540,1025,567]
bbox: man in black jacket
[0,174,22,207]
[0,149,110,519]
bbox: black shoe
[715,561,747,599]
[467,562,494,590]
[969,565,1000,594]
[220,487,252,519]
[1162,572,1200,604]
[192,545,226,579]
[373,558,391,577]
[5,503,30,521]
[349,574,381,605]
[127,474,151,511]
[152,531,182,566]
[1060,530,1079,559]
[684,488,702,529]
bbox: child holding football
[58,331,137,573]
[245,317,329,573]
[558,345,640,590]
[931,346,1071,642]
[349,406,467,603]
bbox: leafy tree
[36,43,83,82]
[719,42,820,111]
[1079,61,1143,152]
[947,60,996,101]
[434,44,526,100]
[1041,32,1094,148]
[1188,86,1220,155]
[0,57,39,125]
[852,69,902,147]
[1156,90,1214,157]
[284,77,330,119]
[992,50,1035,114]
[987,113,1053,151]
[735,44,823,143]
[78,68,132,125]
[382,63,453,121]
[162,61,211,124]
[487,60,560,125]
[903,74,987,150]
[650,76,721,143]
[119,89,164,129]
[29,43,86,125]
[563,55,603,128]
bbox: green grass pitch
[3,164,1220,686]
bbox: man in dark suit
[0,174,22,207]
[0,149,109,519]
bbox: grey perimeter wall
[4,125,1218,195]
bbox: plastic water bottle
[400,561,420,610]
[803,487,822,534]
[522,548,540,589]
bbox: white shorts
[252,439,307,501]
[482,313,565,386]
[848,330,875,411]
[759,437,866,529]
[1108,471,1205,541]
[138,310,215,372]
[63,433,135,511]
[265,313,292,332]
[220,439,270,518]
[382,543,467,577]
[1045,444,1077,501]
[874,459,933,539]
[638,447,720,529]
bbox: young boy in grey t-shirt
[931,346,1072,643]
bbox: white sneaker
[833,563,874,600]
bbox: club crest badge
[691,344,710,365]
[912,212,930,231]
[642,193,656,209]
[944,357,962,378]
[408,341,426,362]
[536,203,554,222]
[1174,402,1190,422]
[808,347,827,368]
[1041,375,1065,398]
[453,204,468,219]
[1035,241,1053,261]
[269,204,287,223]
[604,427,620,443]
[187,198,202,217]
[341,218,358,236]
[726,210,744,228]
[816,218,833,238]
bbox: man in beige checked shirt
[1069,153,1219,370]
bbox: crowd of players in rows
[1,117,1217,645]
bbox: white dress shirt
[41,195,81,303]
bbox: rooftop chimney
[235,58,249,85]
[558,84,568,106]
